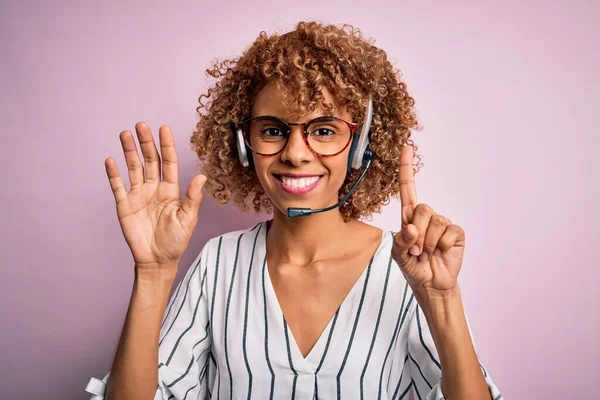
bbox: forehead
[251,81,349,121]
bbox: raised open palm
[391,145,465,296]
[104,122,207,268]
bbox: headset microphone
[287,148,373,218]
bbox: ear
[247,150,255,171]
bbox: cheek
[253,159,271,186]
[253,156,282,195]
[324,156,349,186]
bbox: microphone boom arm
[287,148,374,219]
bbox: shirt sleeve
[85,242,213,400]
[407,302,504,400]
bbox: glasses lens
[306,117,351,155]
[248,117,289,154]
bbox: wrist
[133,263,177,306]
[414,285,464,330]
[134,261,178,282]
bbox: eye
[308,118,345,137]
[312,128,335,136]
[260,127,286,137]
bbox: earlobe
[248,152,255,171]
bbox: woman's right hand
[104,122,207,269]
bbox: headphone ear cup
[348,95,374,172]
[347,135,360,173]
[235,126,252,169]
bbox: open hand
[104,122,207,268]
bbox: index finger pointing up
[399,144,417,227]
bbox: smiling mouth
[273,174,324,189]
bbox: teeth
[280,176,319,188]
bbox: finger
[399,145,417,227]
[159,125,179,185]
[135,122,162,184]
[392,223,419,266]
[179,174,208,228]
[420,214,449,262]
[410,203,434,257]
[120,130,144,190]
[105,157,128,203]
[437,224,466,253]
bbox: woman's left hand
[391,145,465,298]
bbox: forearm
[414,285,492,400]
[106,264,177,400]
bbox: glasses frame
[237,115,359,158]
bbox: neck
[266,206,354,266]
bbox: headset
[235,95,375,218]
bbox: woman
[86,21,502,400]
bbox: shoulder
[199,221,267,265]
[353,220,396,257]
[207,220,265,247]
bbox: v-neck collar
[259,221,388,373]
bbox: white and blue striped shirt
[86,221,502,400]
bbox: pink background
[1,1,598,398]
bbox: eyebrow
[250,105,341,120]
[249,114,341,122]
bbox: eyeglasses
[237,115,359,157]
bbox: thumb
[180,174,207,227]
[392,224,418,265]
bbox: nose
[279,125,314,166]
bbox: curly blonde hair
[190,21,423,221]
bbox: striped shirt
[86,221,503,400]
